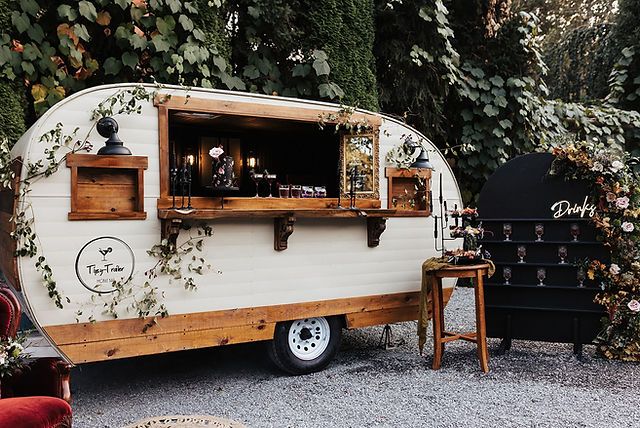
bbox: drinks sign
[550,196,596,219]
[75,237,135,293]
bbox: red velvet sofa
[0,285,72,428]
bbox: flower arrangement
[0,335,28,379]
[550,141,640,360]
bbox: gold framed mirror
[339,132,379,199]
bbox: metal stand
[378,324,397,350]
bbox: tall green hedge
[303,0,379,110]
[0,0,26,144]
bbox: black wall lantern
[402,135,435,170]
[96,117,132,155]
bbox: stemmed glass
[250,171,263,198]
[503,223,513,241]
[577,267,586,287]
[263,170,277,198]
[536,267,546,286]
[558,245,568,264]
[570,223,580,242]
[503,267,512,285]
[517,245,526,263]
[535,223,544,242]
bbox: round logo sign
[75,237,135,294]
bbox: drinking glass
[517,245,526,263]
[558,245,568,264]
[290,185,302,198]
[278,184,290,198]
[536,267,546,286]
[250,172,263,198]
[503,267,512,285]
[570,223,580,242]
[535,223,544,242]
[314,186,327,198]
[265,173,277,198]
[503,223,513,241]
[577,267,586,287]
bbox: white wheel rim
[287,317,331,361]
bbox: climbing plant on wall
[0,0,240,117]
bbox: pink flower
[209,147,224,159]
[628,299,640,313]
[622,222,635,233]
[616,196,630,209]
[609,264,620,275]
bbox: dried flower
[592,162,604,172]
[628,299,640,313]
[606,192,617,203]
[610,264,621,275]
[616,196,630,209]
[622,222,635,233]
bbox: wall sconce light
[247,152,258,169]
[402,135,435,170]
[186,154,195,166]
[96,117,132,155]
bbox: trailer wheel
[267,316,342,375]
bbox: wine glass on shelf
[517,245,526,263]
[577,267,586,288]
[558,245,568,264]
[535,223,544,242]
[570,223,580,242]
[263,170,277,198]
[503,223,513,241]
[503,267,512,285]
[536,267,546,286]
[250,171,263,198]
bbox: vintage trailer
[1,84,461,374]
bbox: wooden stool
[430,263,491,373]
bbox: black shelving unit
[478,153,607,355]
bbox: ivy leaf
[312,49,328,61]
[22,44,41,61]
[178,15,194,32]
[151,35,171,52]
[313,59,330,76]
[21,60,35,76]
[78,1,98,22]
[74,24,91,42]
[130,34,148,50]
[122,51,139,69]
[461,109,474,121]
[292,63,311,77]
[489,75,504,87]
[213,55,226,72]
[192,29,205,41]
[31,83,47,103]
[494,95,508,108]
[27,24,45,44]
[166,0,182,13]
[483,104,500,117]
[114,0,129,9]
[156,16,176,35]
[243,64,260,79]
[11,12,31,34]
[96,11,112,26]
[184,2,198,13]
[499,119,513,129]
[21,0,40,17]
[247,6,260,18]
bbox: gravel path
[71,288,640,428]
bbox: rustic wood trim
[154,95,383,127]
[46,292,422,345]
[385,167,432,214]
[137,167,145,212]
[339,131,380,200]
[158,105,170,198]
[66,154,148,169]
[68,212,147,221]
[274,215,296,251]
[59,323,276,363]
[0,158,22,290]
[160,218,182,246]
[367,217,387,247]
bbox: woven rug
[124,415,247,428]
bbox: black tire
[267,316,342,375]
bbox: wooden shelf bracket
[274,215,296,251]
[367,217,387,247]
[161,218,183,247]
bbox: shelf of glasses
[481,240,600,245]
[477,218,593,222]
[491,262,582,267]
[485,283,594,289]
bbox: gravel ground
[72,288,640,428]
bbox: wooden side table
[430,263,491,373]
